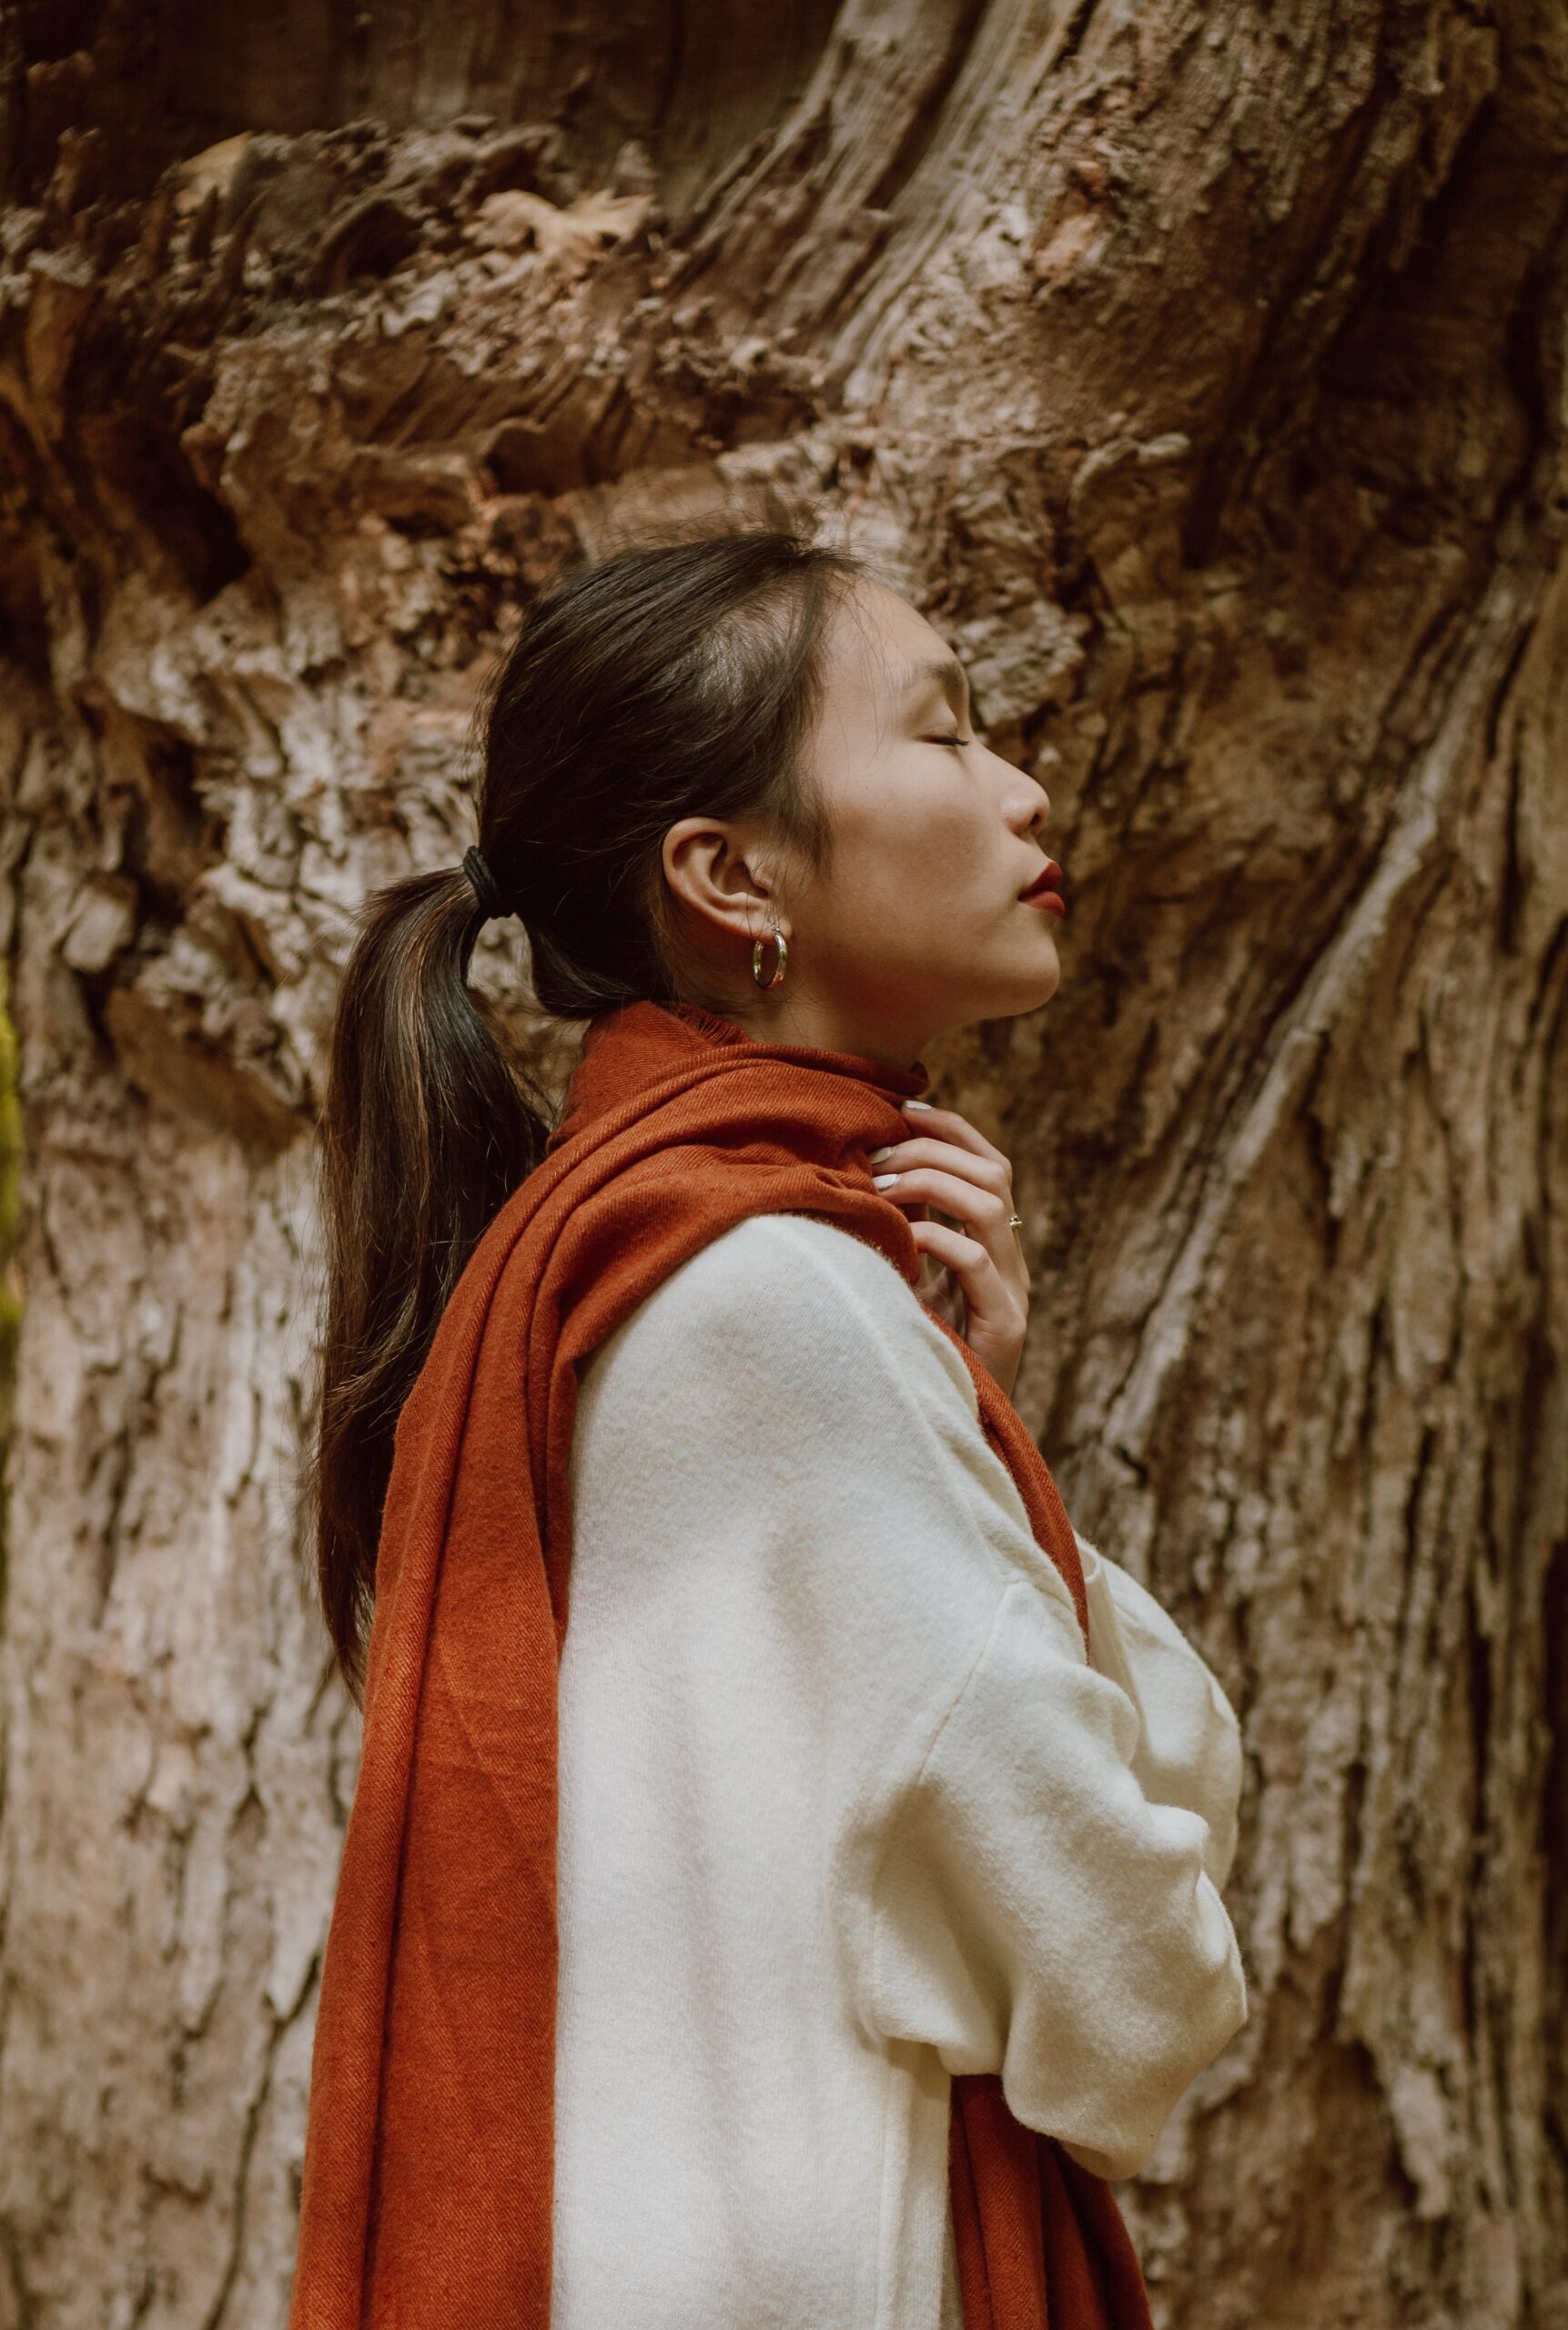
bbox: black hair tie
[462,844,509,923]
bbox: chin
[972,969,1060,1023]
[1013,956,1061,1013]
[941,933,1061,1028]
[1008,929,1061,1011]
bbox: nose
[992,740,1050,832]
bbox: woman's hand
[867,1098,1030,1400]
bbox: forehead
[824,575,957,701]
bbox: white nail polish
[867,1145,894,1161]
[903,1099,933,1109]
[872,1172,901,1189]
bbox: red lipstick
[1019,860,1066,918]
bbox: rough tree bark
[1,2,1565,2325]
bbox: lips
[1019,860,1063,901]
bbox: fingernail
[867,1144,894,1161]
[872,1172,901,1189]
[903,1099,933,1109]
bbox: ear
[662,816,785,942]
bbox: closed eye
[925,734,972,748]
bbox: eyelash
[926,733,971,748]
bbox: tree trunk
[2,3,1565,2325]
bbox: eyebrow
[899,655,971,719]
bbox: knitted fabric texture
[287,997,1152,2330]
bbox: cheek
[824,814,952,927]
[809,728,987,928]
[883,811,991,906]
[838,772,972,886]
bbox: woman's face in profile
[795,576,1062,1049]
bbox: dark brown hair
[310,529,861,1696]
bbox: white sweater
[553,1211,1247,2330]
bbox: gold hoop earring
[752,927,788,990]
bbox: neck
[680,989,932,1075]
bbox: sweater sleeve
[759,1235,1250,2182]
[1075,1535,1244,1892]
[855,1564,1248,2179]
[568,1210,1247,2183]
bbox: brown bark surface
[2,3,1565,2325]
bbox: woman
[291,532,1248,2330]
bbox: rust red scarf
[288,998,1151,2329]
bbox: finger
[872,1164,1014,1239]
[907,1219,1026,1320]
[899,1099,1008,1169]
[912,1247,966,1329]
[872,1138,1011,1204]
[909,1220,1028,1395]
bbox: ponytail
[309,528,860,1696]
[309,863,551,1698]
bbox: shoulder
[571,1212,1000,1528]
[570,1211,1079,1707]
[652,1208,912,1315]
[586,1210,980,1425]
